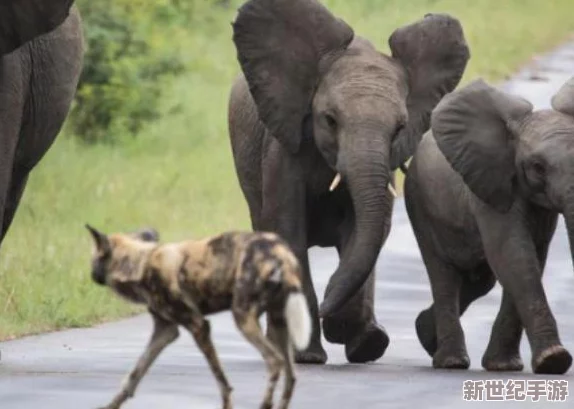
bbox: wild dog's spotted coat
[87,227,311,409]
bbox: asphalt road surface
[2,42,574,409]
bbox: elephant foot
[433,346,470,370]
[415,308,437,357]
[295,341,328,364]
[345,322,389,364]
[482,345,524,372]
[482,352,524,372]
[532,345,572,375]
[322,316,353,344]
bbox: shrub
[69,0,188,143]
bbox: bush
[69,0,188,143]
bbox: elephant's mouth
[329,172,397,197]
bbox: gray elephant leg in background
[0,7,83,245]
[322,218,390,363]
[0,173,29,243]
[0,54,26,247]
[416,262,496,359]
[260,141,327,364]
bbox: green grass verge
[1,0,573,340]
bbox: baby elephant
[86,225,311,409]
[405,77,574,374]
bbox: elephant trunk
[320,142,392,317]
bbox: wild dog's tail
[284,290,312,351]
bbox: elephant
[404,77,574,374]
[0,1,83,248]
[228,0,470,364]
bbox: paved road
[2,43,574,409]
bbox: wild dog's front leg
[261,141,326,364]
[183,317,233,409]
[97,314,179,409]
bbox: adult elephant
[405,78,574,374]
[0,1,83,246]
[228,0,469,364]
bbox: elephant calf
[405,78,574,374]
[228,0,469,364]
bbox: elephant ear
[232,0,354,153]
[0,0,74,55]
[551,77,574,117]
[432,79,533,212]
[389,13,470,170]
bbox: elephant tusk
[329,173,342,192]
[387,183,398,198]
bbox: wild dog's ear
[132,227,160,243]
[85,224,111,255]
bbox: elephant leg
[481,290,524,371]
[416,262,496,358]
[482,225,555,372]
[0,171,29,244]
[260,141,326,364]
[416,240,469,369]
[291,247,327,364]
[477,211,571,375]
[430,260,469,369]
[322,222,389,363]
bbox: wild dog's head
[85,224,160,291]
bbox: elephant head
[232,0,469,316]
[432,77,574,259]
[0,0,74,55]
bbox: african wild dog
[86,225,312,409]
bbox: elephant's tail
[284,291,312,351]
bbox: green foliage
[69,0,188,143]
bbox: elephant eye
[324,113,337,131]
[531,160,546,176]
[393,121,406,140]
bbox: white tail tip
[284,292,312,351]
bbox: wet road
[2,42,574,408]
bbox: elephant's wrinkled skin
[228,0,469,364]
[405,78,574,374]
[0,3,83,247]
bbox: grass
[1,0,573,340]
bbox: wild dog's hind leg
[98,314,179,409]
[234,307,284,409]
[183,315,233,409]
[268,316,296,409]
